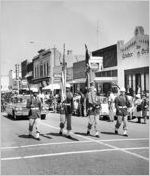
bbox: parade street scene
[1,1,149,175]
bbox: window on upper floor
[40,63,43,77]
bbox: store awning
[25,71,32,78]
[43,83,60,90]
[73,78,86,84]
[94,77,117,83]
[21,87,38,92]
[43,83,71,90]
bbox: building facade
[73,60,86,92]
[92,44,118,95]
[117,26,149,94]
[9,67,21,91]
[1,75,9,91]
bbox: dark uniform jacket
[26,96,42,119]
[115,95,131,116]
[64,92,73,115]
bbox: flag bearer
[114,87,131,137]
[86,82,101,138]
[59,86,74,138]
[26,91,42,140]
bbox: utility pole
[51,47,54,95]
[15,64,20,93]
[97,20,99,49]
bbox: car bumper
[15,111,29,116]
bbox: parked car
[73,94,81,116]
[5,94,48,120]
[99,96,109,120]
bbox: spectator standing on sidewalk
[26,92,42,140]
[134,94,143,123]
[114,87,131,137]
[108,90,116,122]
[141,94,149,124]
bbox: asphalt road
[1,112,149,175]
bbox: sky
[1,0,149,76]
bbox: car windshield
[11,95,29,104]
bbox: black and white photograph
[1,0,149,175]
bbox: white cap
[120,87,126,92]
[66,83,71,88]
[136,94,141,99]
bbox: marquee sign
[89,56,103,71]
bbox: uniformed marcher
[59,86,73,138]
[86,82,101,138]
[114,87,131,136]
[26,91,42,140]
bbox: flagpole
[61,43,66,102]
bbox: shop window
[37,66,39,78]
[47,63,49,76]
[40,64,43,77]
[146,73,149,92]
[35,67,37,78]
[44,63,46,76]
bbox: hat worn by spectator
[120,87,126,92]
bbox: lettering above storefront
[122,53,133,59]
[122,48,149,59]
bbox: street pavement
[1,112,149,175]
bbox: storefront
[73,60,86,93]
[117,26,149,94]
[92,44,118,95]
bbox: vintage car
[5,95,49,120]
[72,94,82,116]
[99,96,109,119]
[99,96,116,120]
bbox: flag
[85,44,91,88]
[61,44,66,101]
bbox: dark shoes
[115,130,118,134]
[87,131,90,135]
[28,134,32,138]
[35,138,41,141]
[59,131,63,135]
[95,134,100,138]
[67,135,71,139]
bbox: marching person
[114,87,131,137]
[86,82,101,138]
[59,86,74,138]
[26,91,42,140]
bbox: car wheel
[41,114,46,120]
[13,111,17,120]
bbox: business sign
[21,79,28,85]
[54,73,62,78]
[89,56,103,71]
